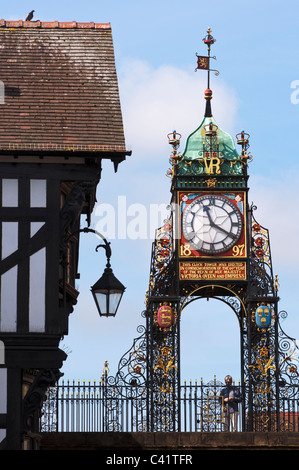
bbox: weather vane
[195,28,219,89]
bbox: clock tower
[177,96,248,285]
[143,29,294,432]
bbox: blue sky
[2,1,299,383]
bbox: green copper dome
[176,96,243,178]
[182,115,239,161]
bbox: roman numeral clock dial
[182,195,243,255]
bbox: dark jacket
[219,385,242,413]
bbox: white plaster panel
[1,222,18,260]
[30,221,45,238]
[0,266,18,332]
[0,368,7,413]
[2,179,18,207]
[30,179,47,208]
[0,429,6,444]
[29,248,46,332]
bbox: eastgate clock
[182,194,243,254]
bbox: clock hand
[202,205,214,224]
[202,206,237,239]
[215,224,238,238]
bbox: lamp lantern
[91,265,125,317]
[79,227,126,317]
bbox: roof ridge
[0,143,129,152]
[0,20,111,29]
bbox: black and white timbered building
[0,19,130,450]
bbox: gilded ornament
[205,177,217,187]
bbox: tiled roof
[0,20,111,29]
[0,20,128,154]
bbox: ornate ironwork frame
[102,192,299,432]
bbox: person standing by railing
[219,375,242,432]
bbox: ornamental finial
[203,27,216,48]
[236,131,253,165]
[195,28,219,117]
[166,130,182,178]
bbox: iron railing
[40,378,299,433]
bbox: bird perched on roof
[25,10,35,21]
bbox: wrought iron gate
[41,376,299,433]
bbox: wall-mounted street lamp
[80,227,126,317]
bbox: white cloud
[118,58,239,158]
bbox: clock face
[182,195,243,254]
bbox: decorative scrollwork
[249,211,274,296]
[146,212,176,301]
[109,324,147,391]
[277,311,299,389]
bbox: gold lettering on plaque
[179,261,246,281]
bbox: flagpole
[195,29,219,117]
[203,28,215,90]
